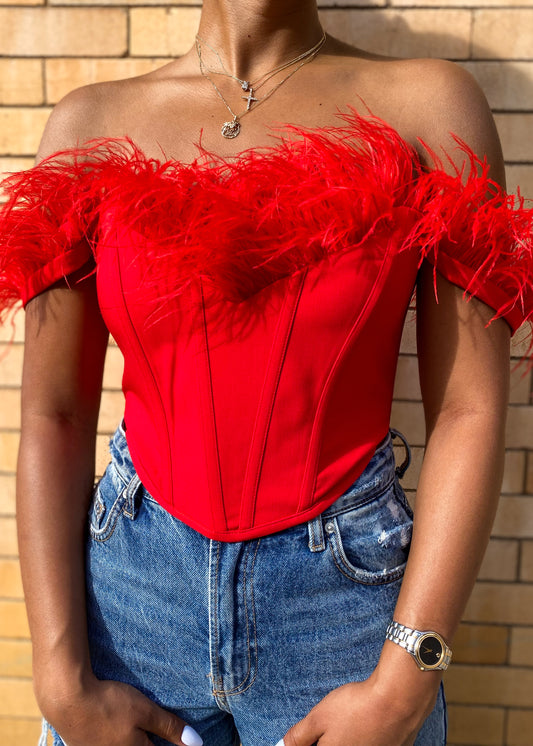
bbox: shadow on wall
[319,7,533,197]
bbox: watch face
[417,634,444,668]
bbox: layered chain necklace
[196,31,327,139]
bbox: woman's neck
[196,0,324,80]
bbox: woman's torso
[21,41,511,540]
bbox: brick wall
[0,2,531,745]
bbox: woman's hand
[280,676,435,746]
[40,673,203,746]
[280,644,441,746]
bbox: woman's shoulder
[357,54,503,180]
[385,56,497,140]
[320,37,502,177]
[36,60,185,163]
[38,83,121,163]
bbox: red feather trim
[408,139,533,333]
[1,110,532,338]
[0,151,96,317]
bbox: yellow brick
[0,719,42,745]
[473,10,533,59]
[102,344,124,391]
[0,600,30,638]
[0,0,43,4]
[501,450,526,494]
[462,61,533,113]
[130,7,201,57]
[511,330,533,362]
[0,108,52,157]
[390,401,425,446]
[0,157,34,181]
[392,0,528,5]
[52,0,199,4]
[45,58,167,105]
[453,624,509,666]
[95,433,111,479]
[0,474,16,515]
[447,704,505,746]
[399,310,416,355]
[0,389,21,429]
[0,431,19,473]
[510,627,533,667]
[479,539,519,582]
[0,677,40,718]
[321,0,386,4]
[506,407,533,450]
[0,310,25,343]
[393,355,420,401]
[392,444,422,492]
[0,517,18,556]
[445,664,533,708]
[0,559,23,599]
[319,9,471,59]
[493,497,533,538]
[509,368,532,406]
[0,9,127,56]
[507,709,533,746]
[0,59,42,106]
[98,390,125,433]
[507,166,533,202]
[0,639,32,677]
[0,344,23,387]
[464,582,533,625]
[494,114,533,164]
[519,540,533,581]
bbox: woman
[1,1,532,745]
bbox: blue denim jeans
[41,425,446,746]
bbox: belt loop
[390,428,411,479]
[308,515,326,552]
[123,473,142,519]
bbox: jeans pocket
[88,464,139,542]
[324,478,413,585]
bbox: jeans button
[325,521,335,534]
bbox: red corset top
[1,111,532,539]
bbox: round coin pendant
[221,120,241,139]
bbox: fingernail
[182,725,203,746]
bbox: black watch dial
[418,634,444,667]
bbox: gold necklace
[196,33,326,95]
[196,32,327,139]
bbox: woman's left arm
[283,274,510,746]
[283,61,512,746]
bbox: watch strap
[386,620,452,671]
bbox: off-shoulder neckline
[36,108,424,172]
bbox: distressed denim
[41,424,446,746]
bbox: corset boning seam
[297,247,394,513]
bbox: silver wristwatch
[386,621,452,671]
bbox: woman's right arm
[19,279,199,746]
[18,275,107,728]
[15,91,201,746]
